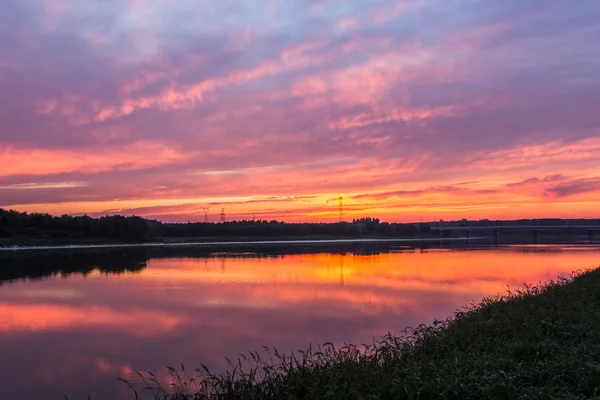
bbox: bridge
[429,224,600,241]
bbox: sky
[1,0,599,222]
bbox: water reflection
[0,244,598,400]
[0,251,147,286]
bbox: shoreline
[2,235,596,252]
[0,236,472,252]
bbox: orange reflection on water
[128,247,599,302]
[0,246,599,400]
[2,247,598,336]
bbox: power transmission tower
[339,196,343,221]
[203,207,209,223]
[220,207,226,222]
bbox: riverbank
[0,236,457,252]
[128,267,600,399]
[0,235,371,247]
[2,233,595,251]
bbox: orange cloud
[0,141,189,176]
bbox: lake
[1,242,599,399]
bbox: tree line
[0,209,431,243]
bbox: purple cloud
[545,177,600,198]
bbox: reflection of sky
[0,246,599,399]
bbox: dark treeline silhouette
[161,217,428,238]
[0,209,431,244]
[3,208,597,245]
[0,208,151,243]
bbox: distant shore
[0,235,459,251]
[3,233,597,251]
[3,209,598,251]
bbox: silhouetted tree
[0,208,435,244]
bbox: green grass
[125,268,600,400]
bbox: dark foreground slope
[127,268,600,400]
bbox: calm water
[1,243,599,399]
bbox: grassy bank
[126,267,600,400]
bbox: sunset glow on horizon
[1,0,599,222]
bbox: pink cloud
[0,141,190,176]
